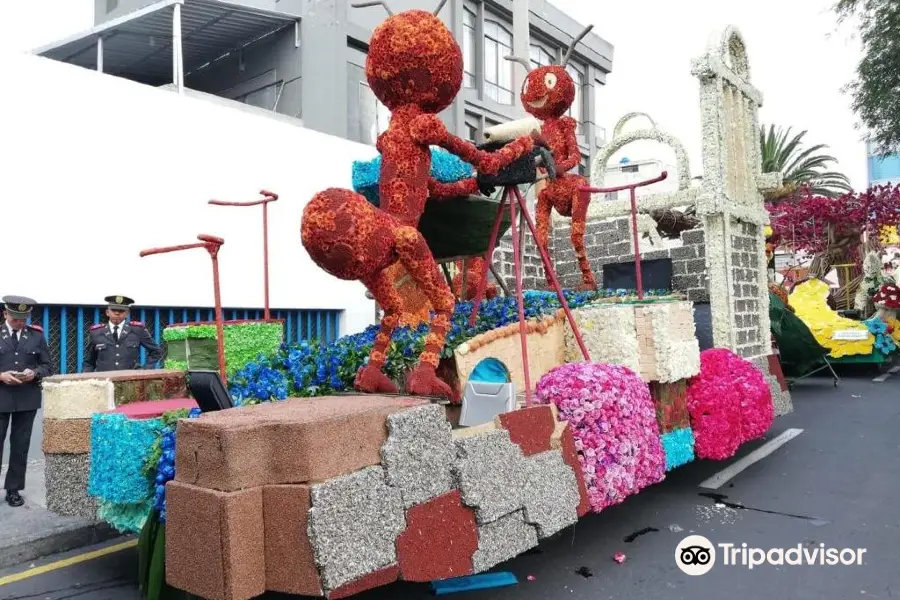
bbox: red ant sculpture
[506,25,597,291]
[301,0,542,401]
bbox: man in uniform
[83,296,163,372]
[0,296,51,507]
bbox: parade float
[41,13,794,600]
[767,185,900,367]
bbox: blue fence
[28,305,343,375]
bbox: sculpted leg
[571,187,597,291]
[393,226,459,402]
[355,268,402,395]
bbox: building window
[465,123,478,142]
[359,82,391,146]
[463,8,476,89]
[566,64,584,133]
[594,82,606,145]
[529,45,554,69]
[484,19,513,105]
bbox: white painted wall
[2,52,378,336]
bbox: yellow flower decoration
[789,279,874,358]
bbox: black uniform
[84,321,163,372]
[0,296,51,499]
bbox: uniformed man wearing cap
[83,296,163,372]
[0,296,51,508]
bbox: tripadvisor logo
[676,536,867,574]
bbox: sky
[0,0,870,190]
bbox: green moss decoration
[162,320,283,377]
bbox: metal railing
[29,304,341,375]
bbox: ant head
[520,65,573,120]
[506,24,593,120]
[355,1,461,113]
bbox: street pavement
[1,371,898,600]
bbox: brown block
[327,565,400,599]
[495,406,555,457]
[263,485,322,596]
[175,395,427,491]
[396,490,478,582]
[551,424,590,517]
[42,419,91,454]
[165,481,265,600]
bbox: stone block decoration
[164,395,589,599]
[42,370,188,418]
[563,301,700,383]
[162,319,284,377]
[45,453,98,519]
[452,313,565,395]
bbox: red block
[767,354,788,392]
[106,398,198,420]
[395,490,478,582]
[327,565,400,599]
[495,406,556,456]
[552,424,590,517]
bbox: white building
[3,51,375,373]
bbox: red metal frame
[580,171,668,300]
[468,185,592,406]
[208,190,279,319]
[140,234,228,384]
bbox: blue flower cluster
[152,407,202,523]
[88,414,164,505]
[865,317,898,354]
[227,289,675,405]
[352,148,475,206]
[661,427,695,471]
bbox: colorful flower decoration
[88,414,164,505]
[685,348,774,460]
[865,317,897,354]
[535,362,666,512]
[152,407,202,523]
[660,428,695,471]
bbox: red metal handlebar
[208,189,279,207]
[580,170,669,194]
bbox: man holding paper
[0,295,52,507]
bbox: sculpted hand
[530,129,549,149]
[0,372,22,385]
[20,369,36,382]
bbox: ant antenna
[504,55,533,72]
[351,0,393,16]
[433,0,448,15]
[560,24,593,67]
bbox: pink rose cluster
[685,348,774,460]
[535,362,666,513]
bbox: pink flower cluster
[535,362,666,513]
[685,348,774,460]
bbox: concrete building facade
[45,0,613,163]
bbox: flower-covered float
[40,11,788,600]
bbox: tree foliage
[760,125,852,202]
[835,0,900,154]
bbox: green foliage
[835,0,900,154]
[142,409,190,479]
[760,125,852,201]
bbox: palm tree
[759,125,853,203]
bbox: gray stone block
[308,467,406,591]
[608,241,631,257]
[687,288,710,303]
[471,510,539,573]
[381,404,455,509]
[45,454,97,521]
[673,274,700,291]
[681,229,705,245]
[522,451,579,539]
[453,429,526,525]
[673,261,687,275]
[686,258,706,274]
[671,245,696,260]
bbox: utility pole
[512,0,530,117]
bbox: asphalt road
[1,371,898,600]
